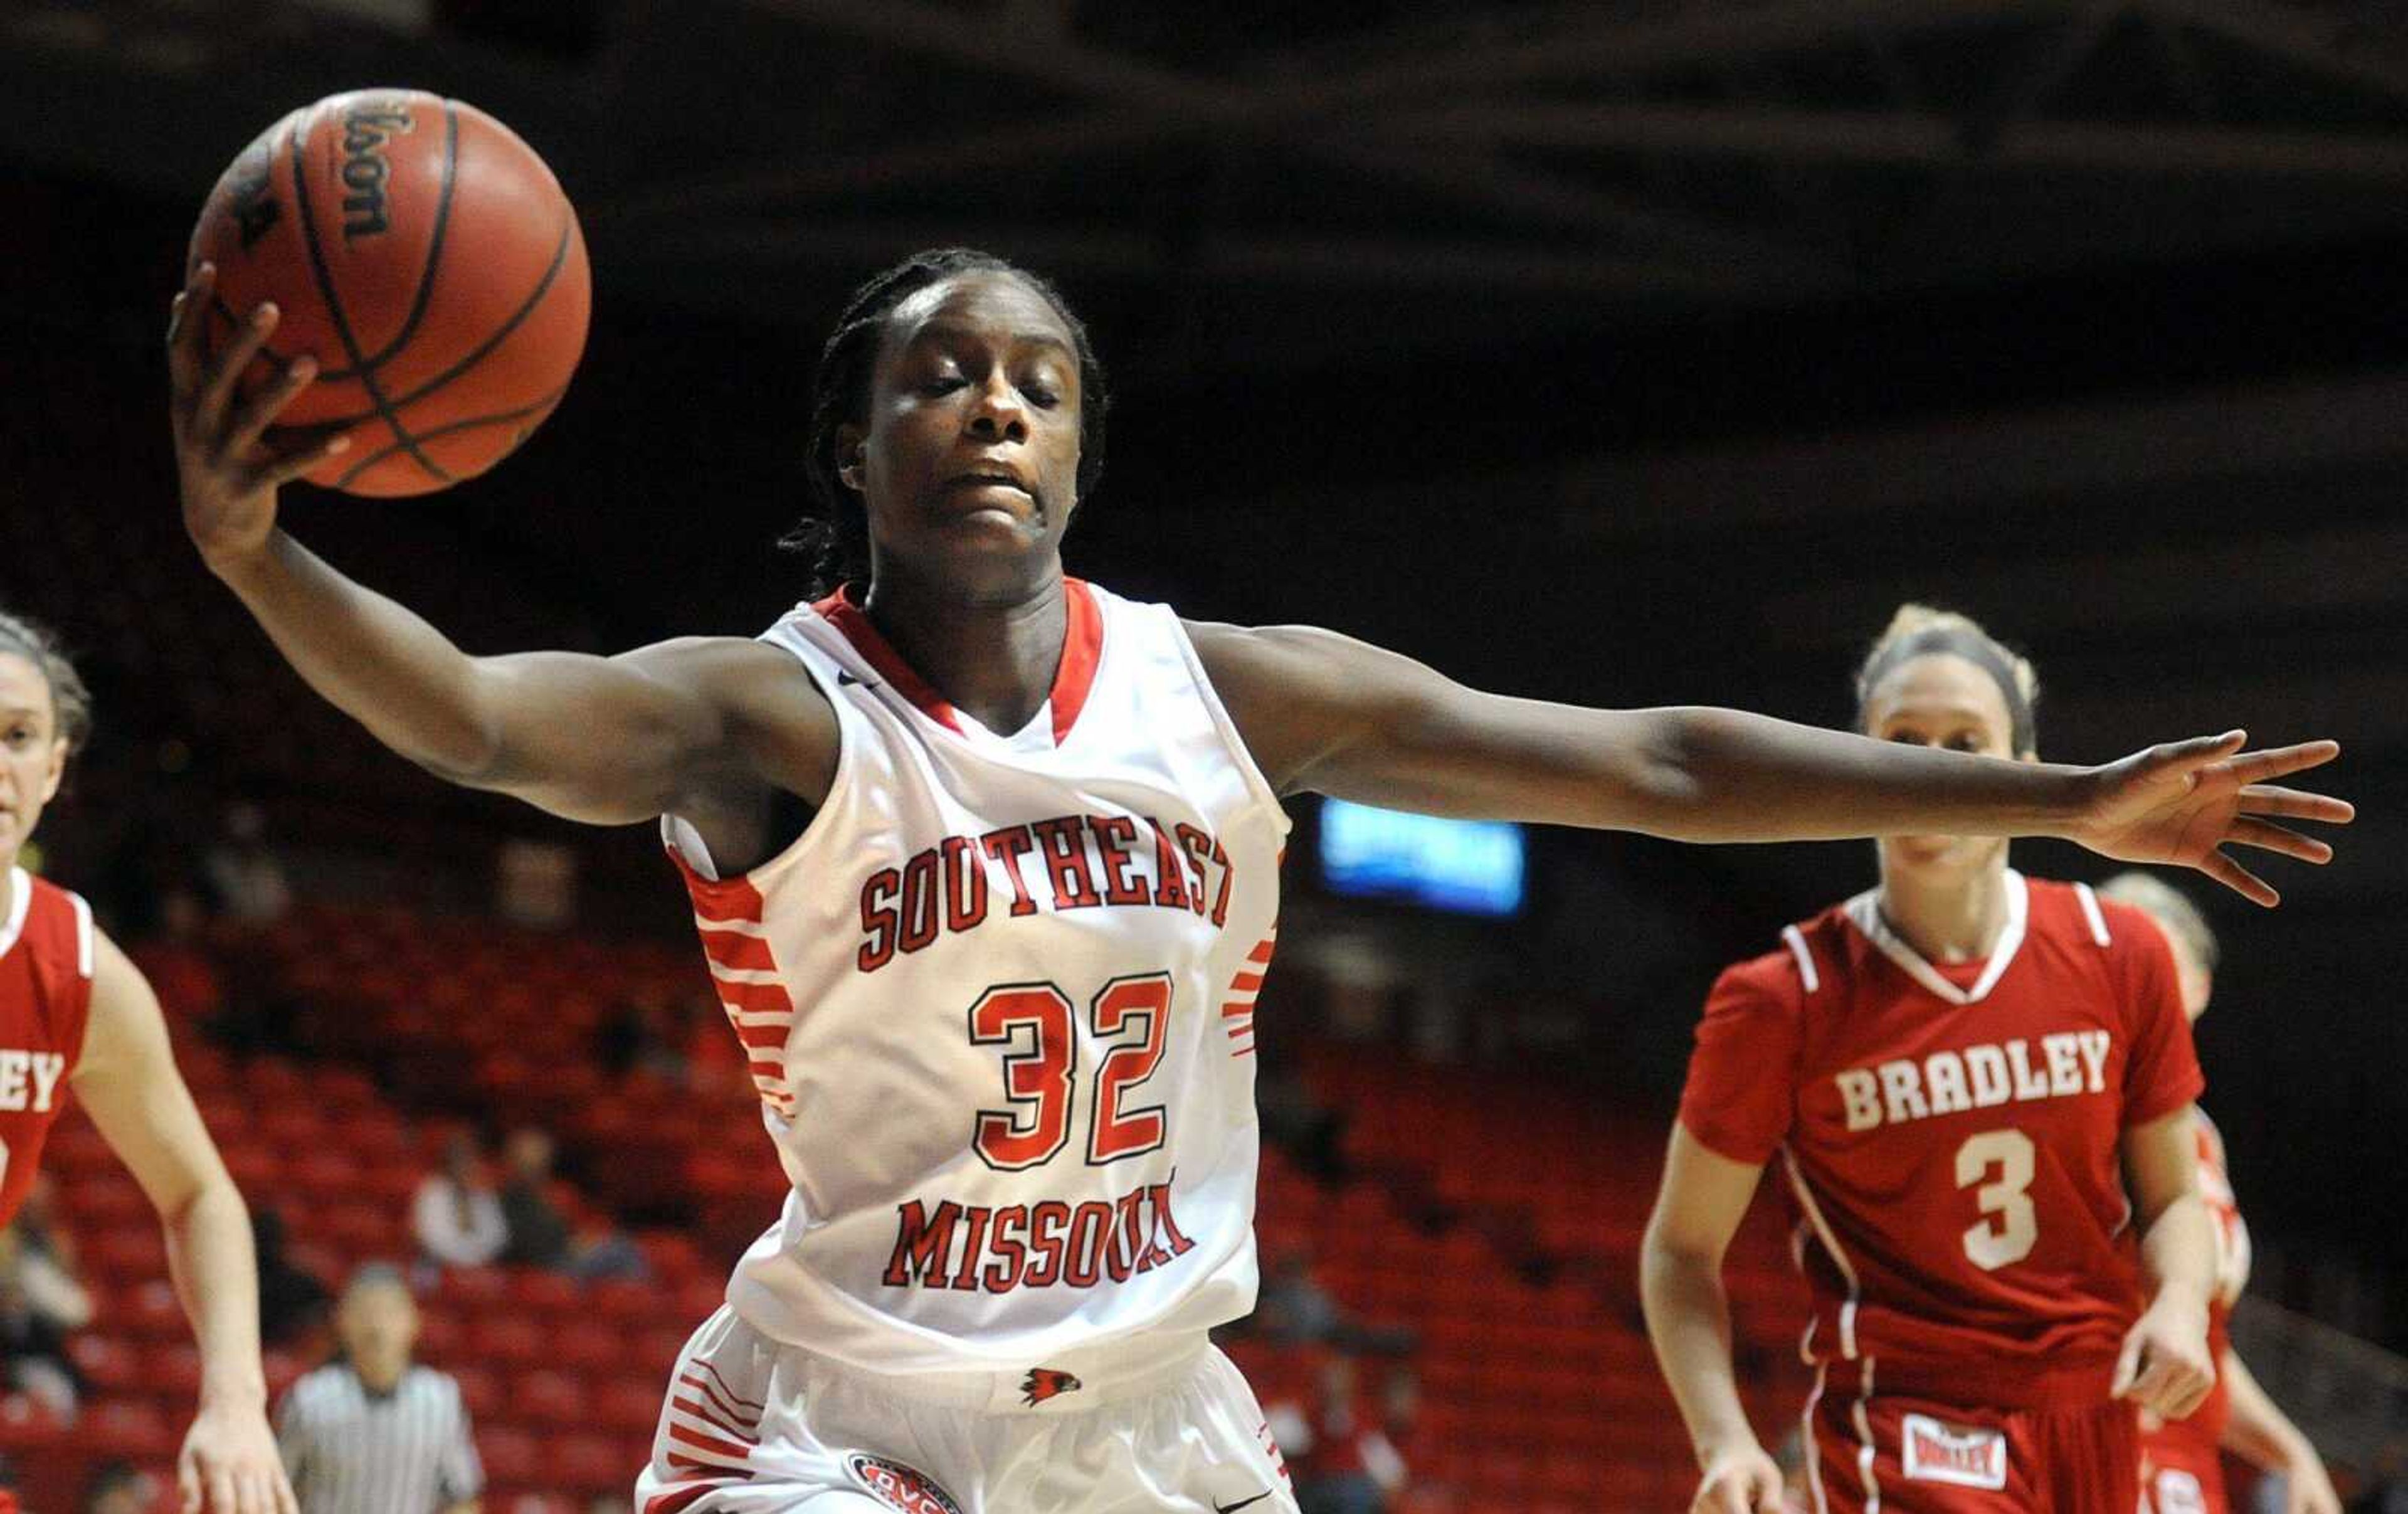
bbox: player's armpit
[467,636,837,827]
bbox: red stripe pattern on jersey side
[1222,930,1278,1056]
[667,850,799,1119]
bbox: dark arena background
[3,3,2406,1510]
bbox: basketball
[187,89,590,497]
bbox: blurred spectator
[205,801,292,925]
[412,1133,506,1271]
[9,1175,92,1332]
[0,1225,84,1422]
[1267,1354,1404,1514]
[80,1460,154,1514]
[495,1127,644,1281]
[277,1264,482,1514]
[1254,1250,1414,1356]
[592,993,687,1083]
[255,1208,332,1350]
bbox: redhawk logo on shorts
[1901,1413,2008,1490]
[1021,1367,1083,1405]
[843,1453,964,1514]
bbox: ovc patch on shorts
[845,1451,966,1514]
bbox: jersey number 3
[968,974,1171,1172]
[1956,1128,2039,1270]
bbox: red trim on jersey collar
[811,579,1104,747]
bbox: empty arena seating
[16,907,1817,1508]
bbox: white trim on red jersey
[1782,924,1822,994]
[2073,882,2114,947]
[1782,1145,1862,1360]
[69,893,93,981]
[0,867,29,962]
[1840,869,2031,1005]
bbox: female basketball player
[2099,873,2342,1514]
[167,250,2347,1514]
[1642,606,2247,1514]
[0,611,293,1514]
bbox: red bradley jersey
[1680,872,2203,1409]
[0,868,95,1226]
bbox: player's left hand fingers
[2208,739,2340,788]
[196,301,282,445]
[2238,784,2355,825]
[2196,848,2279,908]
[176,1444,203,1514]
[207,1460,238,1514]
[2225,817,2333,864]
[273,1466,301,1514]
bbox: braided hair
[0,609,91,761]
[784,248,1111,598]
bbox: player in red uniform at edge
[2098,873,2342,1514]
[166,250,2350,1514]
[1642,605,2282,1514]
[0,611,294,1514]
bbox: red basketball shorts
[1804,1369,2141,1513]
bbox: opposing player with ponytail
[1645,606,2227,1514]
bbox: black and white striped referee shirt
[276,1362,484,1514]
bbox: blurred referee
[275,1265,482,1514]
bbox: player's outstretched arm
[1185,622,2351,906]
[1640,1126,1786,1514]
[75,931,295,1514]
[168,268,833,827]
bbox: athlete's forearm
[213,529,502,781]
[2217,1349,2320,1472]
[162,1178,267,1412]
[1640,1239,1761,1463]
[2138,1192,2217,1312]
[1620,706,2094,844]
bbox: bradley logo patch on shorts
[843,1453,964,1514]
[1901,1414,2008,1490]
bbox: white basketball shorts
[635,1306,1298,1514]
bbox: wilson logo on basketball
[1021,1367,1083,1405]
[337,100,415,240]
[843,1453,964,1514]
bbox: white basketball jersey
[662,579,1289,1375]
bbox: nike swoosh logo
[836,670,877,689]
[1214,1493,1273,1513]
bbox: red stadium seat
[67,1335,140,1393]
[450,1363,503,1419]
[83,1399,177,1460]
[506,1268,582,1314]
[548,1432,628,1493]
[512,1368,588,1427]
[583,1276,657,1322]
[469,1314,549,1367]
[551,1319,621,1373]
[121,1278,188,1341]
[143,1343,204,1399]
[592,1379,663,1436]
[438,1266,510,1306]
[476,1426,542,1485]
[90,1227,170,1282]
